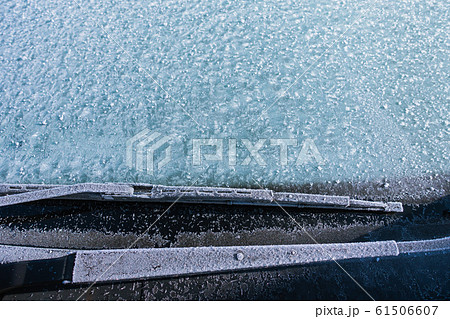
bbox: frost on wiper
[0,183,402,212]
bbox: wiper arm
[0,254,75,295]
[0,237,448,294]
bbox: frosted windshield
[0,0,448,188]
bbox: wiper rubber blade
[0,183,403,212]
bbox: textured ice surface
[0,0,448,187]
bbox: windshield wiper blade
[0,183,403,212]
[0,183,134,207]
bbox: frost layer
[0,0,448,187]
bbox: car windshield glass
[0,0,448,197]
